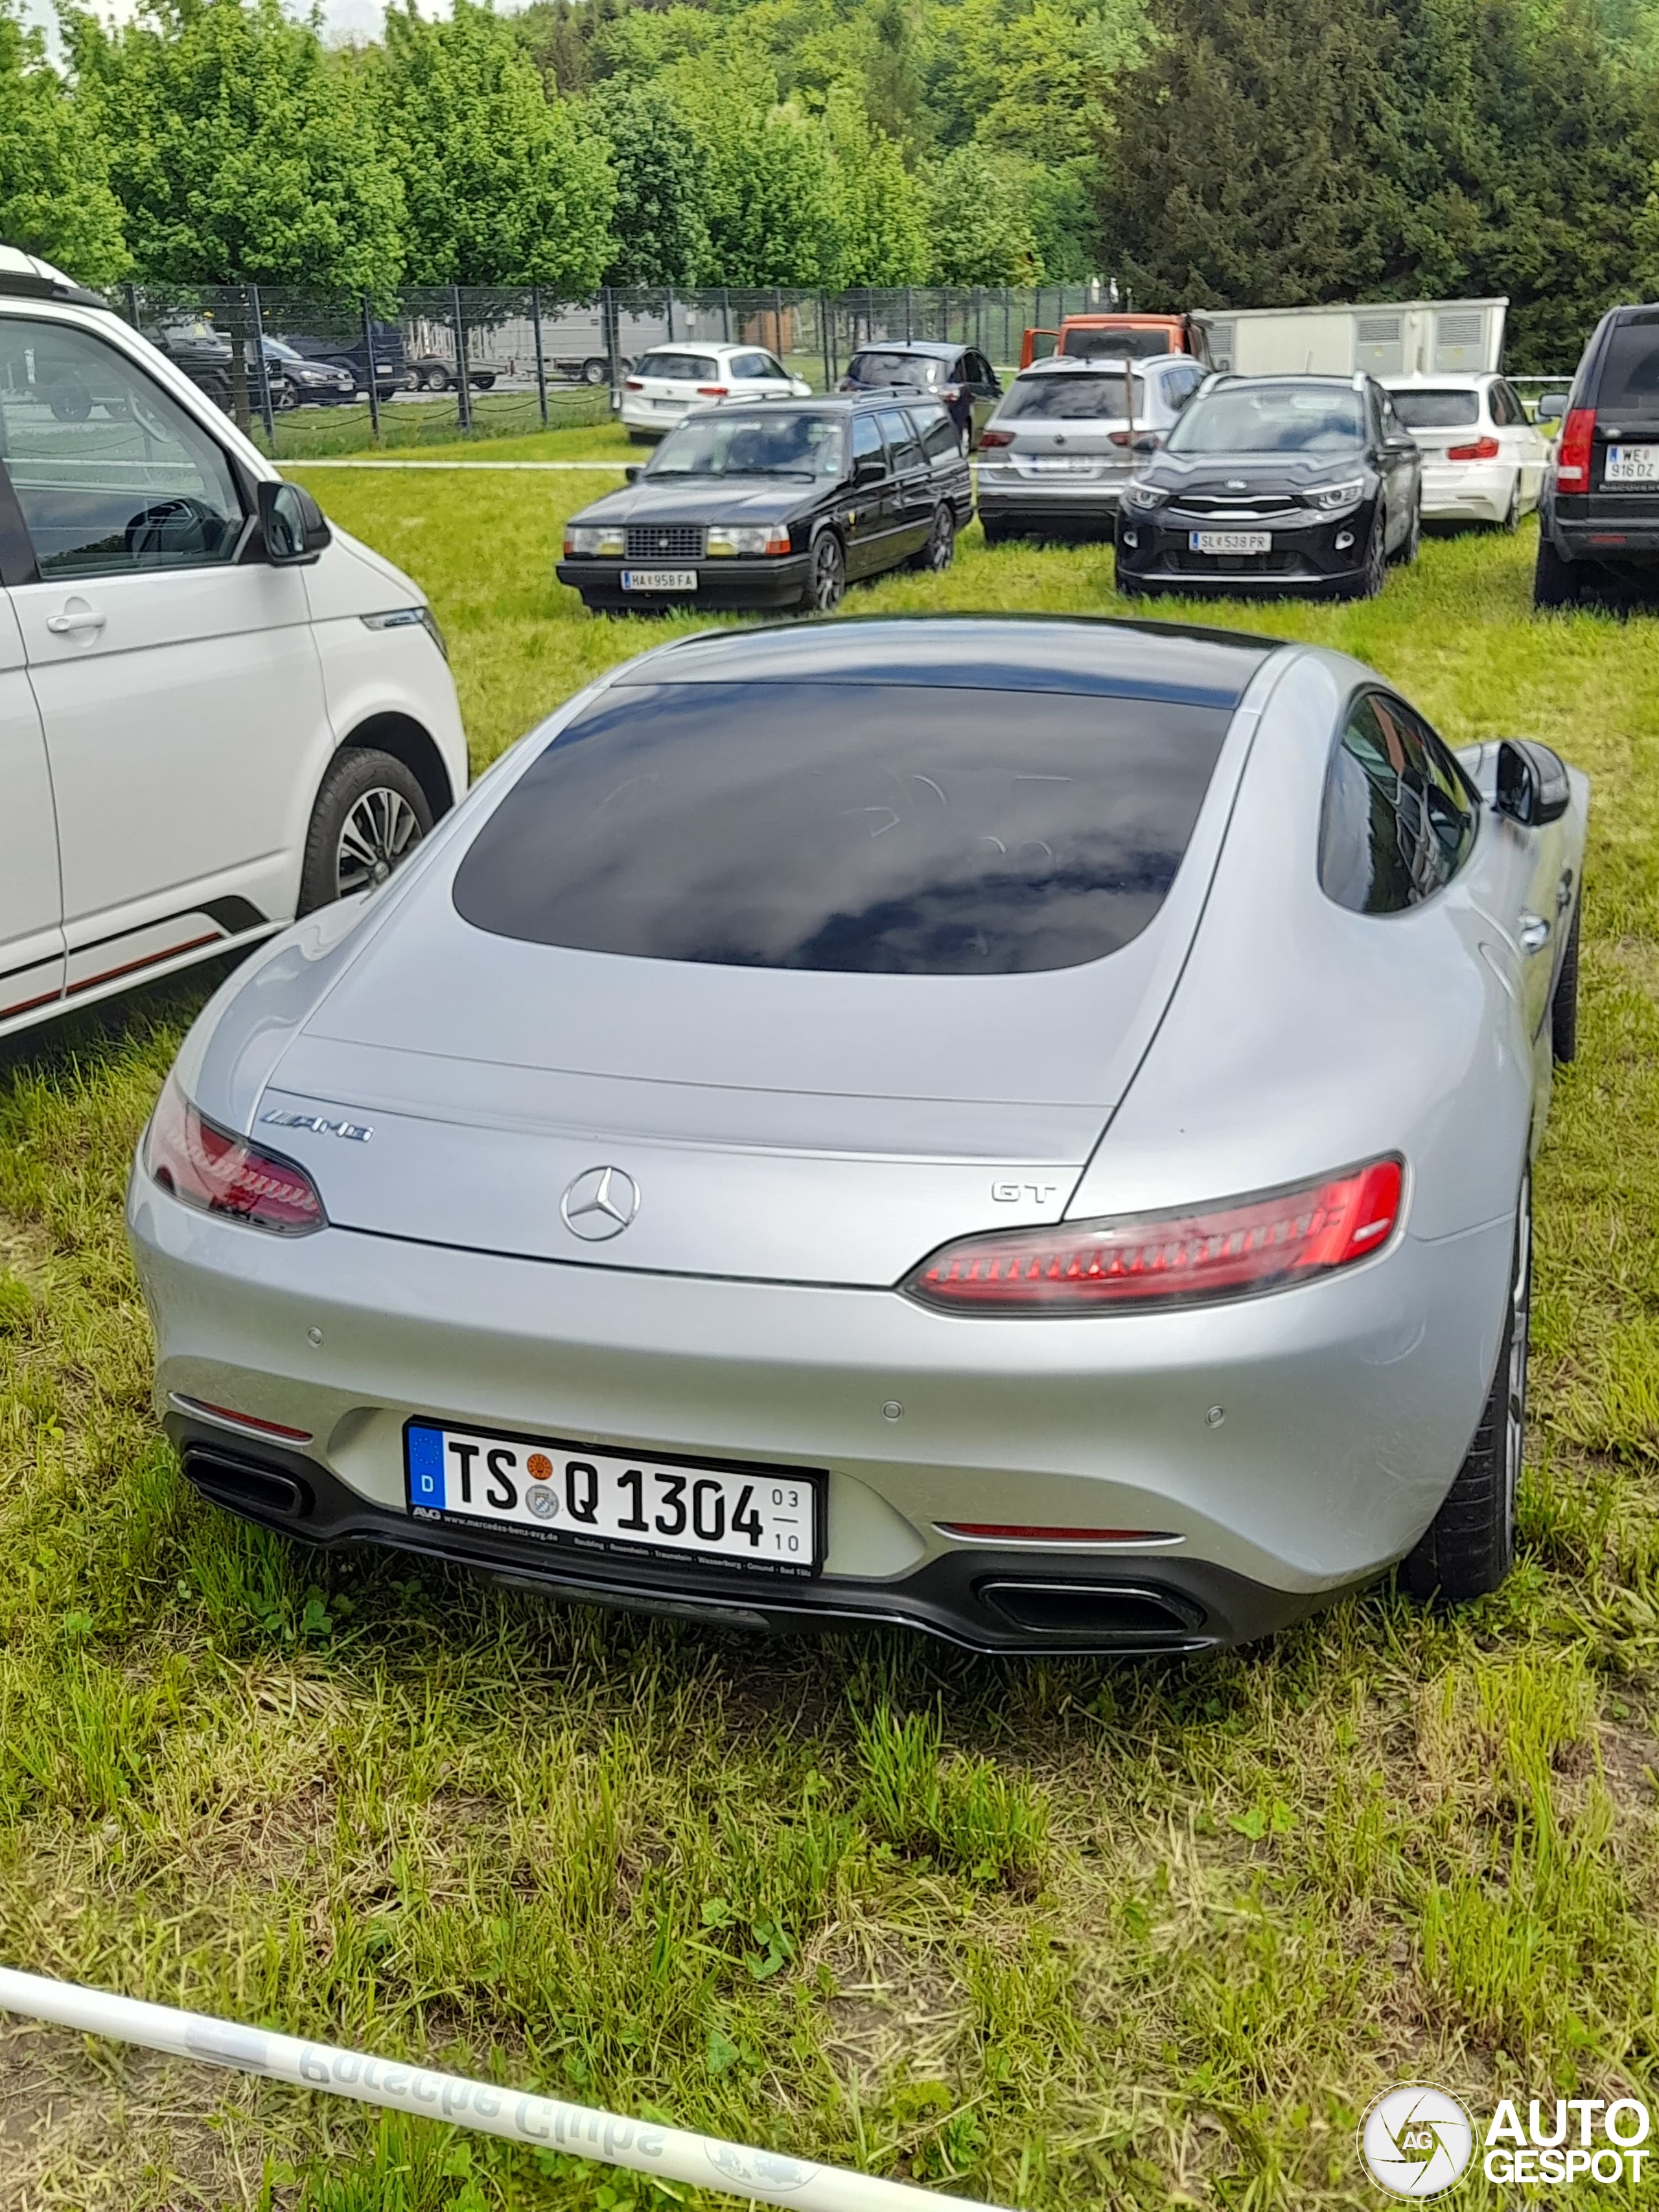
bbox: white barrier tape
[0,1968,1004,2211]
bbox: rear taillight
[1446,436,1501,461]
[1556,407,1594,487]
[905,1156,1403,1313]
[146,1073,325,1235]
[942,385,960,401]
[624,378,644,391]
[978,428,1014,447]
[1108,430,1131,445]
[697,384,728,397]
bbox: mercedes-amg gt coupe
[128,616,1587,1653]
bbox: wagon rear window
[452,682,1229,976]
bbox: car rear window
[1388,389,1480,428]
[998,371,1144,421]
[1595,315,1659,413]
[454,682,1230,976]
[1061,328,1179,361]
[640,352,719,382]
[849,351,940,388]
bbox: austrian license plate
[404,1421,823,1578]
[1605,445,1659,484]
[622,569,697,591]
[1190,529,1271,554]
[1030,456,1100,474]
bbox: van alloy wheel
[338,787,423,899]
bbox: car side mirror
[1535,392,1566,425]
[1494,739,1571,826]
[1130,430,1163,454]
[853,454,885,485]
[624,464,642,484]
[259,478,329,565]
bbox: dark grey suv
[1535,305,1659,608]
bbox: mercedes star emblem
[561,1165,640,1241]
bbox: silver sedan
[127,617,1586,1653]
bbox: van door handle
[1518,911,1552,955]
[45,607,106,636]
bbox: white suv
[620,342,811,441]
[0,250,467,1042]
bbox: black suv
[1535,305,1659,609]
[1114,373,1422,600]
[557,393,973,616]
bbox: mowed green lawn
[3,487,1659,2211]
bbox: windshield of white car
[849,353,942,389]
[1388,389,1479,428]
[1167,387,1365,454]
[645,413,846,478]
[638,353,719,382]
[452,681,1230,976]
[998,372,1145,421]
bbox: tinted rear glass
[1061,328,1178,361]
[640,353,719,382]
[1389,389,1480,428]
[848,351,941,388]
[999,372,1144,420]
[454,682,1229,976]
[1597,316,1659,412]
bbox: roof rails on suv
[0,245,111,313]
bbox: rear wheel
[298,748,434,914]
[1533,531,1583,611]
[1401,1186,1529,1607]
[801,531,846,614]
[1551,898,1581,1064]
[980,518,1009,546]
[911,504,956,572]
[581,358,608,385]
[1356,510,1387,597]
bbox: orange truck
[1019,312,1203,368]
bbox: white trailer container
[1192,298,1507,379]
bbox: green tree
[63,0,402,288]
[824,80,927,285]
[586,76,710,285]
[378,0,613,290]
[0,0,128,285]
[922,142,1041,282]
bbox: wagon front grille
[626,524,704,559]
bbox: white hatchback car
[0,250,467,1043]
[620,342,811,441]
[1382,371,1549,528]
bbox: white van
[0,249,467,1042]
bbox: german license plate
[404,1421,822,1578]
[1605,445,1659,484]
[622,569,697,591]
[1190,529,1271,554]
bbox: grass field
[4,495,1659,2211]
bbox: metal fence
[115,281,1121,456]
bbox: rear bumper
[556,557,809,611]
[1419,460,1515,522]
[976,472,1125,524]
[1547,496,1659,563]
[128,1160,1515,1650]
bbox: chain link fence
[115,282,1120,456]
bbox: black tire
[581,358,608,385]
[297,749,434,915]
[1533,531,1582,611]
[47,374,92,422]
[1115,561,1147,600]
[1356,509,1387,597]
[801,531,846,613]
[1401,1187,1529,1607]
[626,432,655,447]
[1393,496,1421,564]
[1551,898,1581,1064]
[1500,475,1521,533]
[421,363,452,393]
[909,504,956,572]
[980,518,1008,546]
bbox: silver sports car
[127,617,1587,1653]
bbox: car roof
[0,243,111,313]
[848,340,964,360]
[1207,373,1367,391]
[679,392,942,417]
[638,340,769,359]
[612,614,1282,709]
[1016,354,1178,375]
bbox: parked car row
[563,354,1558,613]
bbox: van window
[454,682,1231,976]
[1320,693,1476,914]
[0,320,243,577]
